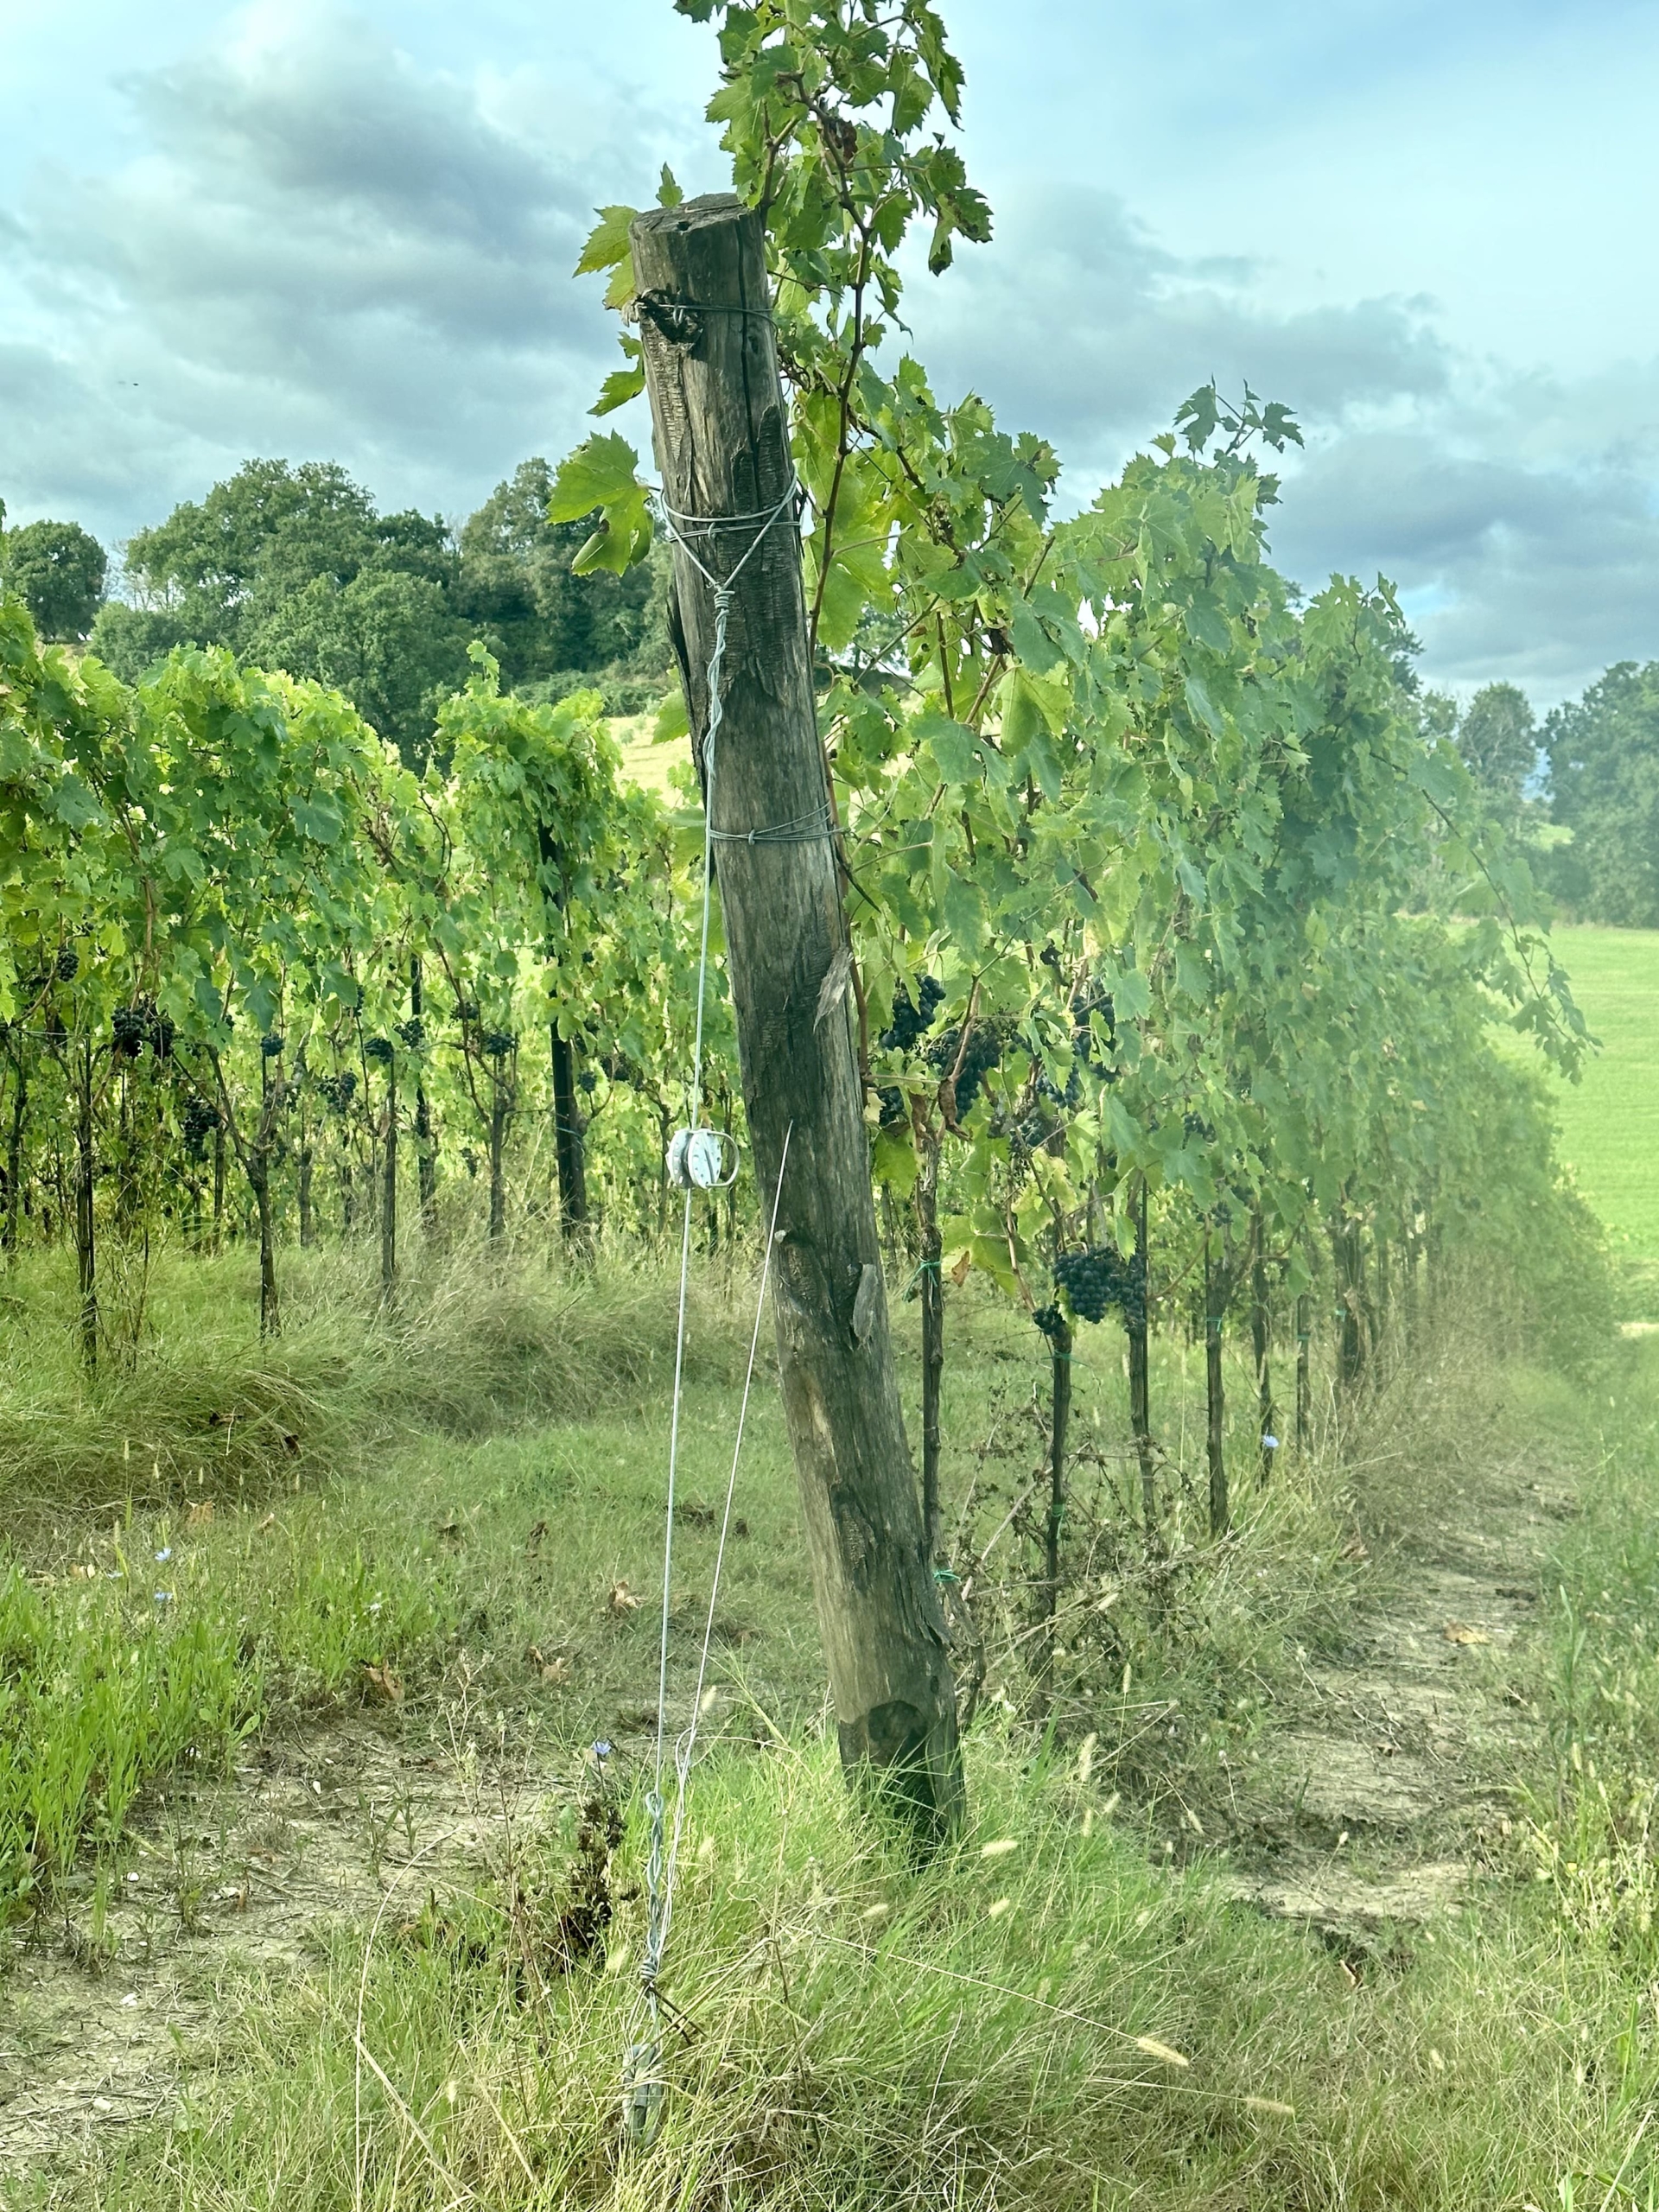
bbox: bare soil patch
[0,1716,575,2164]
[1224,1450,1573,1938]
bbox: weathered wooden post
[631,194,963,1839]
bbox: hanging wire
[626,1123,793,2146]
[625,471,803,2149]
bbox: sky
[3,0,1656,704]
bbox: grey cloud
[906,187,1452,473]
[1,7,664,537]
[905,188,1658,702]
[1274,429,1659,696]
[5,22,1656,707]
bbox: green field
[616,714,687,804]
[1548,925,1659,1298]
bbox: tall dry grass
[0,1230,750,1517]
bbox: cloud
[1271,417,1659,696]
[906,186,1452,475]
[904,187,1659,702]
[0,3,671,537]
[3,11,1656,706]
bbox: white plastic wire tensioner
[665,1125,740,1192]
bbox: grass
[0,1234,1351,1918]
[11,1417,1659,2212]
[0,1236,746,1515]
[613,715,690,804]
[5,1228,1659,2205]
[1548,924,1659,1305]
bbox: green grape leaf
[291,797,341,844]
[872,1122,918,1198]
[653,689,690,745]
[1184,674,1224,737]
[550,434,641,521]
[591,362,647,417]
[575,206,639,276]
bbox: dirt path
[1221,1444,1578,1941]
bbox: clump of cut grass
[1517,1335,1659,1974]
[378,1236,741,1435]
[0,1564,254,1914]
[0,1506,459,1922]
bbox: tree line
[0,456,672,759]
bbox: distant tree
[80,453,672,753]
[1414,689,1460,747]
[1545,661,1659,926]
[2,518,106,640]
[86,603,188,683]
[117,460,385,652]
[1459,682,1538,814]
[248,569,472,761]
[455,458,667,692]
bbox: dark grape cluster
[481,1030,516,1059]
[316,1071,357,1113]
[260,1031,284,1058]
[1032,1303,1066,1340]
[456,999,480,1025]
[111,999,175,1059]
[396,1016,424,1051]
[55,948,79,982]
[927,1024,1002,1117]
[576,1068,597,1095]
[875,1083,906,1130]
[1053,1244,1148,1329]
[1015,1109,1059,1154]
[1036,1061,1083,1110]
[364,1035,394,1065]
[181,1096,220,1157]
[1071,988,1116,1060]
[878,976,944,1052]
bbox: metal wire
[626,470,802,2150]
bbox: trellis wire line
[710,800,842,847]
[626,473,806,2146]
[647,472,799,1135]
[642,1120,793,1996]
